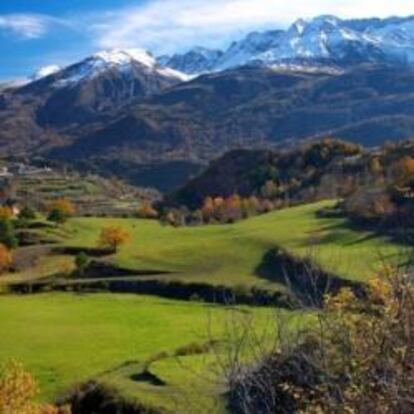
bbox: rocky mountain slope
[0,49,187,155]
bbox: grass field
[0,293,283,412]
[63,201,405,288]
[0,200,407,412]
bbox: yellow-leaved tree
[99,225,131,252]
[0,360,71,414]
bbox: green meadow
[0,293,282,412]
[0,200,407,412]
[65,201,404,287]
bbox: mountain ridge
[161,14,414,74]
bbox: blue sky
[1,0,414,80]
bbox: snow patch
[33,65,61,80]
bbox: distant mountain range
[160,15,414,74]
[1,15,414,191]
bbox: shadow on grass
[255,247,365,307]
[130,371,166,387]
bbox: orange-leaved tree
[48,199,76,216]
[394,156,414,186]
[0,206,13,221]
[0,243,12,274]
[99,225,131,252]
[136,202,158,219]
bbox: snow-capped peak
[92,48,156,68]
[40,48,190,88]
[32,65,61,80]
[23,15,414,85]
[292,19,307,35]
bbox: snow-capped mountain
[161,15,414,74]
[213,30,284,71]
[23,15,414,81]
[16,48,189,127]
[158,47,223,75]
[34,49,189,87]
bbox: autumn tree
[0,244,12,274]
[261,180,279,199]
[136,202,158,219]
[0,360,71,414]
[47,199,75,225]
[369,156,383,177]
[99,225,131,252]
[201,197,215,222]
[224,194,243,222]
[0,206,13,220]
[394,156,414,186]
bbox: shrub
[227,270,414,413]
[0,244,12,274]
[75,252,90,277]
[47,199,75,225]
[18,206,37,221]
[48,209,68,225]
[0,360,71,414]
[0,218,18,249]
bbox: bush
[47,199,76,225]
[0,218,18,249]
[18,206,37,221]
[227,270,414,413]
[48,209,68,225]
[75,252,90,277]
[0,360,71,414]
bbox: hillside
[165,139,364,209]
[2,201,403,293]
[2,64,414,191]
[0,162,159,216]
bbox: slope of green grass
[0,293,279,412]
[64,201,404,287]
[0,201,402,412]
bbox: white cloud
[88,0,414,54]
[0,14,72,39]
